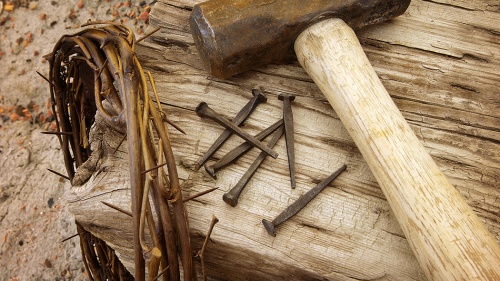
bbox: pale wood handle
[295,18,500,281]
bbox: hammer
[189,1,500,280]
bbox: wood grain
[295,17,500,280]
[66,0,500,280]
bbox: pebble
[44,258,52,268]
[4,3,14,12]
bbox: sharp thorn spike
[137,27,161,43]
[183,187,219,203]
[47,168,70,181]
[141,162,168,175]
[101,201,133,217]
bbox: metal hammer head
[189,0,411,78]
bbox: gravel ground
[0,1,154,279]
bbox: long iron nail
[278,93,296,189]
[196,89,267,169]
[196,102,278,159]
[204,119,283,178]
[262,164,347,236]
[223,125,285,207]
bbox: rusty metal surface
[189,0,411,78]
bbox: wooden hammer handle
[295,18,500,281]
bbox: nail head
[222,193,238,207]
[278,93,296,102]
[252,89,267,103]
[195,102,208,116]
[204,165,217,179]
[262,219,276,237]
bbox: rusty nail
[278,93,296,189]
[204,119,283,178]
[196,89,267,169]
[196,102,278,159]
[223,125,284,207]
[262,164,347,236]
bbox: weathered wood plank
[66,0,500,280]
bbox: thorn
[95,57,109,81]
[137,27,161,43]
[141,162,168,175]
[101,201,133,217]
[47,168,70,181]
[41,131,73,136]
[152,266,170,281]
[146,71,186,135]
[162,116,186,135]
[198,215,219,281]
[36,71,55,87]
[61,233,79,243]
[183,187,219,203]
[112,134,127,155]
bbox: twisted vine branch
[46,22,196,281]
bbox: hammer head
[189,0,410,78]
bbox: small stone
[44,258,52,268]
[29,2,37,10]
[48,198,54,208]
[10,113,19,122]
[139,11,148,22]
[4,4,14,11]
[68,8,77,19]
[40,13,46,20]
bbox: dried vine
[45,22,196,281]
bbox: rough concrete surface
[0,1,154,279]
